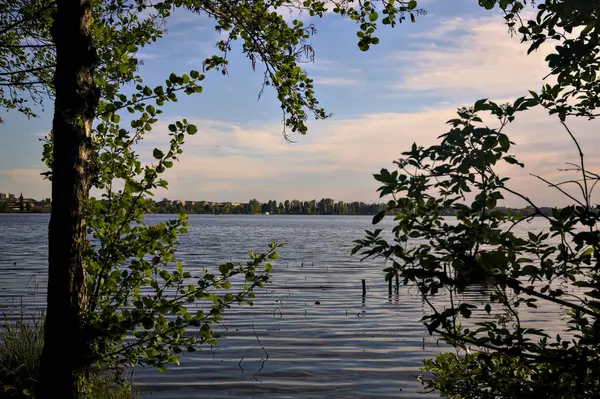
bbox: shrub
[0,312,137,398]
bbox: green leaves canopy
[0,0,433,377]
[353,1,600,397]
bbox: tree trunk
[39,0,98,397]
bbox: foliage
[353,1,600,397]
[0,0,54,123]
[77,373,136,399]
[2,0,430,383]
[0,312,137,399]
[4,0,426,134]
[0,0,433,394]
[0,314,44,398]
[419,350,536,399]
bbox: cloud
[301,58,361,74]
[390,15,551,98]
[135,96,600,206]
[301,58,363,86]
[8,7,598,208]
[137,52,162,61]
[312,76,362,86]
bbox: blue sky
[1,0,599,206]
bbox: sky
[1,0,599,207]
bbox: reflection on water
[0,214,572,398]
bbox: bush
[0,313,137,398]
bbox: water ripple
[0,214,573,398]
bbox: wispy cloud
[136,96,600,206]
[312,76,362,86]
[390,15,550,98]
[4,4,598,208]
[137,52,162,61]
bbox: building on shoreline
[0,192,51,212]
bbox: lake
[0,214,570,398]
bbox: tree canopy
[354,0,600,397]
[1,1,428,397]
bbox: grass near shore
[0,311,137,399]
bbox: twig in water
[273,308,283,318]
[238,357,245,373]
[252,324,269,381]
[26,274,39,291]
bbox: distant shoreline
[0,211,555,217]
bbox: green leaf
[479,0,495,10]
[498,134,510,152]
[473,98,489,112]
[159,269,170,280]
[186,124,198,135]
[218,263,234,275]
[503,156,524,167]
[153,148,164,159]
[143,318,154,329]
[369,11,378,22]
[372,210,386,225]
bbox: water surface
[0,214,570,398]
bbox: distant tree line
[0,197,557,217]
[151,198,389,215]
[0,201,50,213]
[150,198,557,217]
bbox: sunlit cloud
[3,4,599,208]
[312,76,362,86]
[391,15,551,98]
[138,97,600,206]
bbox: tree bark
[39,0,99,397]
